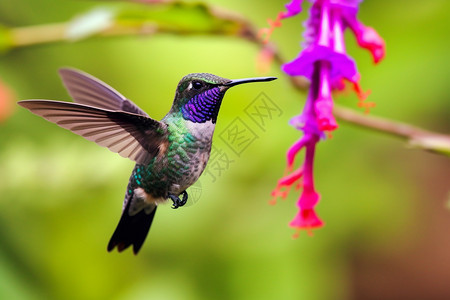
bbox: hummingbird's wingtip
[16,99,46,108]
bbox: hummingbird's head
[172,73,276,124]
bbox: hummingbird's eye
[192,81,203,90]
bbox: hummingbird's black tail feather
[107,204,157,255]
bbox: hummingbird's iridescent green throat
[18,68,276,254]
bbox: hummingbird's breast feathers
[165,116,215,145]
[184,119,216,141]
[153,117,213,194]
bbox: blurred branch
[8,23,67,48]
[334,106,450,155]
[1,1,449,155]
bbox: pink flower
[267,0,384,236]
[290,208,324,237]
[270,69,323,236]
[282,0,304,18]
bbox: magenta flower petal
[288,114,305,130]
[282,45,358,83]
[315,99,338,131]
[297,187,320,210]
[288,109,325,138]
[286,136,308,168]
[289,208,324,231]
[341,7,386,63]
[329,0,362,10]
[282,0,304,18]
[315,60,338,131]
[278,168,303,186]
[355,26,385,63]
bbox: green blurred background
[0,0,449,299]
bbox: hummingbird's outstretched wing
[18,100,168,165]
[58,68,148,116]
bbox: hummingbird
[19,68,276,254]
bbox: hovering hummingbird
[19,68,276,254]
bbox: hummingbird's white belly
[168,148,210,194]
[184,120,215,138]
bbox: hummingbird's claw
[180,190,188,206]
[169,191,188,209]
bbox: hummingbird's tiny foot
[169,194,181,209]
[169,192,187,209]
[180,190,188,206]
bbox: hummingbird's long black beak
[224,76,277,87]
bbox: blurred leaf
[116,2,248,36]
[66,7,116,41]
